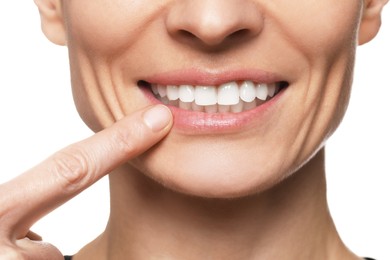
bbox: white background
[0,2,389,259]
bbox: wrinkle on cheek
[62,1,170,131]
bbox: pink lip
[143,68,284,86]
[139,68,287,134]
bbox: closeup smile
[137,69,289,133]
[138,69,289,113]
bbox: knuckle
[50,147,95,192]
[112,123,145,155]
[0,246,25,260]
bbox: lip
[139,68,288,134]
[142,68,284,86]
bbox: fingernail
[143,105,172,132]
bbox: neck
[74,148,359,260]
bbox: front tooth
[218,105,230,113]
[205,104,218,113]
[158,84,167,97]
[268,83,276,97]
[256,83,268,101]
[240,81,256,102]
[179,85,195,102]
[192,102,204,112]
[231,99,244,113]
[179,101,192,110]
[167,85,179,100]
[195,86,217,106]
[217,82,239,105]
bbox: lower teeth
[158,96,270,113]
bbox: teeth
[240,81,256,102]
[205,104,218,113]
[268,83,276,97]
[244,100,257,110]
[168,99,179,107]
[195,86,218,106]
[157,84,167,98]
[218,104,230,113]
[161,96,169,105]
[179,85,195,102]
[256,83,268,101]
[167,85,179,100]
[192,102,204,112]
[218,82,240,105]
[151,85,158,95]
[150,81,284,113]
[231,99,244,113]
[179,101,192,110]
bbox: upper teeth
[151,81,282,113]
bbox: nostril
[175,27,256,50]
[166,1,264,49]
[178,30,197,40]
[230,29,251,39]
[175,29,228,49]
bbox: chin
[131,140,295,199]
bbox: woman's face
[61,0,363,198]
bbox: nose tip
[166,1,264,48]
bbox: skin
[0,0,387,259]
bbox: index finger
[0,105,172,238]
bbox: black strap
[64,255,375,259]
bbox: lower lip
[140,88,286,134]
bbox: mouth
[138,80,289,113]
[136,69,290,133]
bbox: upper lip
[140,68,286,86]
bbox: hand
[0,105,172,259]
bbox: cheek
[266,1,362,58]
[276,1,362,143]
[63,1,161,131]
[64,1,159,54]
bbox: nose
[166,0,264,49]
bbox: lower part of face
[63,0,362,198]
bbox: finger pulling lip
[137,68,289,134]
